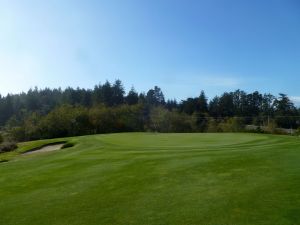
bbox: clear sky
[0,0,300,104]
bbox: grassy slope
[0,133,300,225]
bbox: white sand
[24,144,64,155]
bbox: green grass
[0,133,300,225]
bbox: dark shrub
[0,142,17,153]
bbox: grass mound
[61,142,75,149]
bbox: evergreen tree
[198,90,208,113]
[208,96,220,117]
[126,87,139,105]
[146,86,165,105]
[112,79,125,105]
[274,94,298,128]
[102,81,113,106]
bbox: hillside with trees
[0,79,299,142]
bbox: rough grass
[0,133,300,225]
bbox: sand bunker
[24,143,65,155]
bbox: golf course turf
[0,133,300,225]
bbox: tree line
[0,79,299,142]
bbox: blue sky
[0,0,300,104]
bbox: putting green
[0,133,300,225]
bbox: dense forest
[0,79,299,144]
